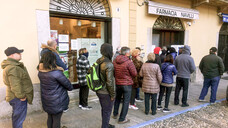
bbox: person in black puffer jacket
[38,52,73,128]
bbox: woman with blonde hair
[129,49,143,110]
[139,53,162,115]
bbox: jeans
[79,85,89,107]
[9,98,27,128]
[199,76,220,103]
[136,88,140,99]
[47,112,63,128]
[113,85,132,122]
[130,88,137,105]
[158,85,173,108]
[174,77,189,104]
[144,93,157,114]
[96,93,114,128]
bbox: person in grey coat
[174,45,196,107]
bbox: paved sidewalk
[0,76,227,128]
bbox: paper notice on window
[71,39,81,50]
[59,34,69,42]
[59,43,69,51]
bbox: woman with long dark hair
[38,52,73,128]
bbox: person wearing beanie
[1,47,34,128]
[174,45,196,107]
[96,43,115,128]
[198,47,224,104]
[153,47,161,68]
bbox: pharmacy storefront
[147,1,199,52]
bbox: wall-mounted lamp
[91,21,96,27]
[137,0,149,6]
[77,20,81,26]
[59,19,63,25]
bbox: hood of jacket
[100,43,113,60]
[182,45,191,55]
[41,44,58,54]
[38,63,64,72]
[115,55,130,64]
[1,58,23,69]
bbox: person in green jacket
[1,47,34,128]
[198,47,224,104]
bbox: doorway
[218,23,228,71]
[152,16,185,48]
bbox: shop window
[50,17,105,82]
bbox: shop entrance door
[152,16,185,48]
[218,23,228,71]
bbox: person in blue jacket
[157,54,177,112]
[38,52,73,128]
[40,39,67,70]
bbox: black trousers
[174,77,189,104]
[130,88,137,105]
[144,93,157,114]
[79,85,89,107]
[158,85,173,108]
[96,93,114,128]
[47,112,63,128]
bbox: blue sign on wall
[222,14,228,23]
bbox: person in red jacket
[112,47,137,124]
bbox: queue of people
[1,39,225,128]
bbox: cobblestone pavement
[144,101,228,128]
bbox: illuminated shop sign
[148,1,199,20]
[222,14,228,23]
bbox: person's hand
[20,97,26,101]
[111,97,115,101]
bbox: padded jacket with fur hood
[38,64,73,114]
[40,44,67,70]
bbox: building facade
[0,0,228,117]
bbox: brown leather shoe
[118,118,130,124]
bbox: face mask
[83,52,89,58]
[159,51,162,55]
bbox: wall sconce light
[77,20,81,26]
[137,0,149,6]
[59,19,63,25]
[91,21,96,27]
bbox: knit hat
[154,47,161,54]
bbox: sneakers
[108,124,115,128]
[163,108,171,113]
[135,98,143,102]
[157,105,162,110]
[198,99,207,102]
[118,118,130,124]
[112,114,118,119]
[81,106,92,110]
[63,108,69,113]
[181,103,189,107]
[129,105,139,110]
[78,105,82,108]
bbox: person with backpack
[96,43,115,128]
[139,53,162,115]
[157,54,177,112]
[112,47,137,124]
[76,48,92,110]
